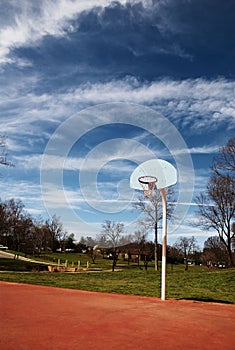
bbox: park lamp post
[130,159,177,301]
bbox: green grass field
[0,253,234,304]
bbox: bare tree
[80,236,97,247]
[167,245,181,270]
[212,137,235,173]
[100,220,125,271]
[45,215,67,252]
[118,234,135,247]
[0,135,14,168]
[32,221,52,253]
[133,189,175,271]
[3,198,26,251]
[196,137,235,267]
[133,229,148,244]
[202,236,228,267]
[174,236,198,270]
[232,222,235,253]
[132,229,150,270]
[100,220,124,248]
[196,175,235,266]
[0,200,8,244]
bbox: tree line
[0,197,233,268]
[79,227,233,269]
[0,198,69,253]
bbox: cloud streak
[1,77,234,142]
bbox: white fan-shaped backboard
[130,159,177,190]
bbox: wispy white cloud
[62,78,235,132]
[69,77,234,107]
[13,154,44,169]
[188,146,219,154]
[171,145,219,158]
[0,179,46,218]
[1,77,234,141]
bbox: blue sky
[0,0,234,247]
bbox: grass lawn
[0,254,234,304]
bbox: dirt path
[0,281,234,350]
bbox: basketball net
[138,176,157,198]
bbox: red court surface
[0,281,234,350]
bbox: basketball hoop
[138,176,157,198]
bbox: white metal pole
[160,188,167,301]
